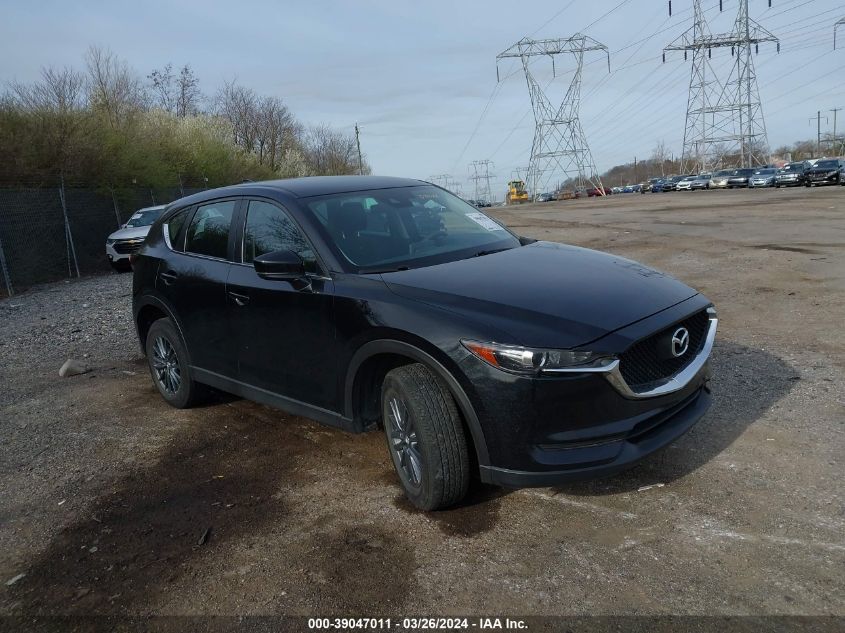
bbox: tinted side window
[185,201,236,259]
[165,209,190,251]
[243,200,317,272]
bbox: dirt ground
[1,186,843,619]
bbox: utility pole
[809,111,828,157]
[497,35,610,196]
[354,123,363,175]
[829,108,842,152]
[633,156,638,183]
[835,17,844,50]
[468,160,495,203]
[665,0,778,170]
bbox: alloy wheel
[152,336,181,394]
[386,396,423,489]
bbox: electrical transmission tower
[428,174,451,190]
[665,0,778,170]
[468,160,495,203]
[497,36,610,196]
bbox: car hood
[108,225,151,241]
[381,241,699,349]
[806,168,838,175]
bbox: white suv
[106,205,165,271]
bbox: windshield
[125,208,164,228]
[754,169,776,175]
[713,170,731,177]
[303,185,520,272]
[815,160,839,169]
[779,163,803,172]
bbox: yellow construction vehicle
[506,180,529,205]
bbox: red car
[586,186,612,197]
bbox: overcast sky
[2,0,843,195]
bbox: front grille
[113,239,144,254]
[619,310,711,391]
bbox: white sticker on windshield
[466,212,505,231]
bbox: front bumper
[482,387,711,486]
[806,174,839,185]
[467,300,717,486]
[106,243,129,263]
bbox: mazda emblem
[671,327,690,357]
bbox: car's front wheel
[381,364,470,510]
[145,318,203,409]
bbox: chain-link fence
[0,185,203,297]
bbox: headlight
[106,239,116,245]
[461,340,614,374]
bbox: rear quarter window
[164,209,190,251]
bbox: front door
[227,199,338,410]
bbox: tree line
[0,46,369,189]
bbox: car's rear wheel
[146,318,202,409]
[381,364,470,510]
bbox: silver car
[105,205,166,271]
[709,170,733,189]
[749,168,777,188]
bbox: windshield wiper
[359,265,410,274]
[473,247,513,258]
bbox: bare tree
[651,140,669,176]
[8,66,89,176]
[214,79,259,151]
[304,124,368,175]
[176,65,202,118]
[148,63,176,113]
[85,46,146,127]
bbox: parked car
[535,192,555,202]
[689,175,711,190]
[726,168,756,188]
[586,186,611,197]
[774,161,808,187]
[663,175,695,192]
[709,170,732,189]
[650,179,669,193]
[749,168,777,188]
[675,176,697,191]
[106,205,166,271]
[639,178,657,193]
[131,176,717,510]
[804,159,844,186]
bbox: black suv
[132,176,717,510]
[774,161,808,187]
[804,159,844,186]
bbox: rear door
[157,198,240,377]
[226,198,338,410]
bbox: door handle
[228,291,250,307]
[159,270,178,285]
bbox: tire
[381,363,470,510]
[145,318,203,409]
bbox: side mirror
[253,249,305,281]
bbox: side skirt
[192,367,357,433]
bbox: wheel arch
[345,339,490,468]
[133,296,189,361]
